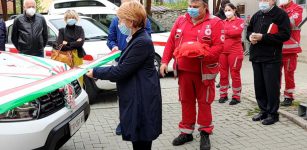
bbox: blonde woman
[87,1,162,149]
[55,10,86,66]
[55,10,85,84]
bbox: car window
[49,18,108,40]
[7,25,12,44]
[147,16,166,33]
[90,14,116,30]
[92,14,167,34]
[54,1,105,9]
[48,27,57,42]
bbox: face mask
[225,11,234,19]
[118,23,131,36]
[67,19,77,26]
[259,2,271,12]
[187,8,200,18]
[279,0,289,5]
[26,8,36,17]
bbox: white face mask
[225,11,234,19]
[279,0,289,5]
[26,8,36,17]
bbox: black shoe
[262,114,279,125]
[218,97,228,103]
[200,131,211,150]
[252,113,267,121]
[281,98,293,106]
[172,133,193,146]
[115,123,121,135]
[229,98,240,105]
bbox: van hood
[0,52,69,92]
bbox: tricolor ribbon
[0,50,121,114]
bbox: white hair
[23,0,36,6]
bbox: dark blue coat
[0,19,6,51]
[93,28,162,142]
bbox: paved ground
[60,57,307,150]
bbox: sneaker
[172,133,193,146]
[262,114,279,125]
[115,123,121,135]
[252,112,267,121]
[218,97,228,103]
[281,98,293,106]
[200,131,211,150]
[229,98,240,105]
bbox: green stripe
[0,70,87,114]
[0,53,120,114]
[30,56,54,69]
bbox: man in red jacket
[279,0,303,106]
[160,0,224,149]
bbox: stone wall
[151,9,187,31]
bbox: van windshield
[87,14,167,34]
[49,18,108,40]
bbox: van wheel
[83,75,99,104]
[154,55,161,76]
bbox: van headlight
[0,101,39,122]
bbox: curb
[244,96,307,130]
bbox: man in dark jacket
[11,0,48,57]
[246,0,290,125]
[0,18,6,51]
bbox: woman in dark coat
[86,1,162,150]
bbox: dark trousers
[132,141,152,150]
[252,62,281,115]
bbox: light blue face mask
[118,23,131,36]
[187,8,200,18]
[67,19,77,26]
[259,2,271,13]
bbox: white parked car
[48,0,174,73]
[6,15,117,103]
[0,51,90,150]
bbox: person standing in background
[160,0,224,149]
[218,3,244,105]
[0,18,6,51]
[279,0,303,106]
[11,0,48,57]
[215,0,231,20]
[247,0,290,125]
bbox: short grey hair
[23,0,36,6]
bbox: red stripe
[9,48,19,53]
[0,68,78,97]
[153,41,166,47]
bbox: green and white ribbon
[0,50,121,114]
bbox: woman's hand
[77,38,82,42]
[86,69,94,78]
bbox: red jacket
[280,1,303,54]
[223,17,244,55]
[162,12,224,77]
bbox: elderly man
[160,0,224,149]
[247,0,290,125]
[11,0,48,57]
